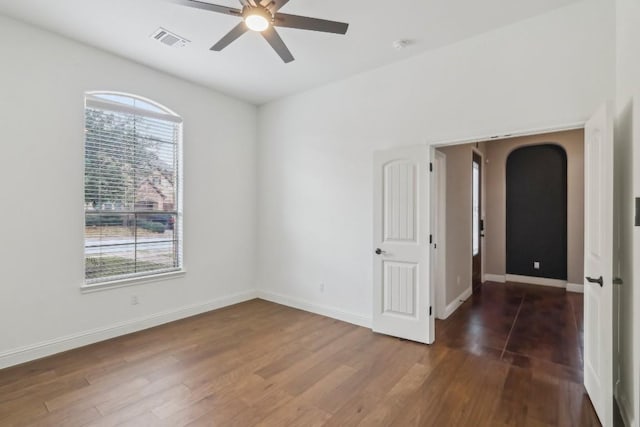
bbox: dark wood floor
[0,282,601,426]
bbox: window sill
[80,270,186,294]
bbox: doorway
[433,130,584,317]
[472,151,482,293]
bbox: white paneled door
[373,146,433,344]
[583,104,614,427]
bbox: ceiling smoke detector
[151,28,190,48]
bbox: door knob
[375,248,387,255]
[586,276,603,287]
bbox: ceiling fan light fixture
[180,0,350,63]
[244,8,271,32]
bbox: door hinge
[429,306,433,316]
[429,162,433,172]
[429,234,433,244]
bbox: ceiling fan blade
[264,0,290,12]
[273,13,349,34]
[210,22,249,51]
[173,0,241,16]
[261,27,294,63]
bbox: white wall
[0,15,258,367]
[614,0,640,424]
[257,0,614,324]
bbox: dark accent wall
[506,144,567,280]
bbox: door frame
[428,125,580,320]
[471,147,485,289]
[431,150,447,319]
[426,122,584,323]
[634,94,640,427]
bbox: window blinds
[84,95,182,284]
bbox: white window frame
[81,92,184,292]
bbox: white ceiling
[0,0,581,104]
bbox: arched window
[83,92,183,287]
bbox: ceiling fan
[175,0,349,63]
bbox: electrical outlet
[533,261,540,270]
[320,283,325,293]
[131,296,139,305]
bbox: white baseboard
[484,274,506,283]
[439,287,472,320]
[256,291,371,328]
[615,387,634,427]
[566,283,584,293]
[0,290,258,370]
[486,274,583,292]
[505,274,567,289]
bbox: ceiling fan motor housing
[243,5,274,26]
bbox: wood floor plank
[556,379,600,427]
[429,351,498,426]
[349,360,438,425]
[0,369,57,396]
[110,411,161,427]
[314,340,423,415]
[88,384,190,427]
[155,396,224,426]
[490,363,534,426]
[44,377,150,413]
[527,371,561,425]
[254,398,330,427]
[0,375,90,418]
[25,405,101,427]
[387,348,469,426]
[169,391,249,427]
[455,357,510,426]
[275,327,371,397]
[85,355,180,386]
[151,344,301,420]
[296,364,358,408]
[254,347,314,379]
[0,400,49,426]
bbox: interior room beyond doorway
[432,128,585,320]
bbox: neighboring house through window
[84,92,183,287]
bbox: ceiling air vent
[151,28,190,48]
